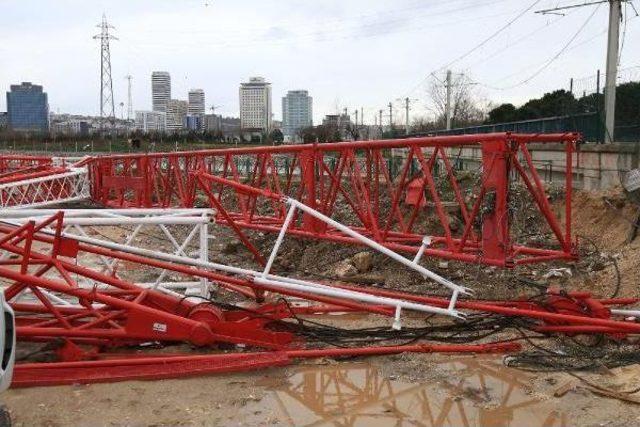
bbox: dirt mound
[572,187,638,249]
[569,188,640,298]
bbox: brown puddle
[260,356,567,427]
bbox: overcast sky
[1,0,638,123]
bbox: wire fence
[425,112,639,143]
[0,139,263,155]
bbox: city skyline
[1,0,637,124]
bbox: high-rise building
[0,112,7,130]
[203,114,221,132]
[188,89,205,131]
[184,115,203,131]
[151,72,171,113]
[6,82,50,132]
[188,89,205,116]
[166,99,188,132]
[282,90,312,141]
[135,110,167,133]
[239,77,272,132]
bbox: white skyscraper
[239,77,272,132]
[282,90,313,141]
[188,89,205,116]
[188,89,205,131]
[151,72,171,113]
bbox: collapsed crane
[2,132,639,387]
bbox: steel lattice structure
[0,208,214,296]
[93,14,117,134]
[0,167,90,208]
[6,132,640,388]
[87,132,579,266]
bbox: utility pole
[388,102,393,127]
[445,70,453,131]
[569,78,574,94]
[604,0,622,143]
[404,97,410,135]
[125,75,133,122]
[93,14,117,136]
[536,1,627,143]
[210,105,222,132]
[379,110,383,129]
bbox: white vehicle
[0,289,15,427]
[0,290,15,392]
[0,292,16,392]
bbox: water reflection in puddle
[265,356,566,427]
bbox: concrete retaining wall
[453,142,640,190]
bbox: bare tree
[410,117,439,133]
[428,73,486,128]
[297,124,341,143]
[344,122,360,141]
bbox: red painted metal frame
[0,155,68,186]
[0,214,295,351]
[87,132,580,267]
[4,210,640,386]
[12,342,520,387]
[3,213,638,340]
[0,155,54,175]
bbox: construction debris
[3,133,640,406]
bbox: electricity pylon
[93,14,118,136]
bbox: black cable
[175,292,553,351]
[577,234,622,299]
[487,4,604,90]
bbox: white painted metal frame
[6,203,468,329]
[255,197,470,328]
[0,209,215,302]
[0,167,90,209]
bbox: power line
[399,0,543,98]
[485,4,604,90]
[142,0,503,39]
[534,0,609,15]
[618,1,635,65]
[437,0,544,72]
[479,25,609,89]
[130,0,513,52]
[461,13,569,71]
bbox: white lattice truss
[0,209,215,306]
[0,202,469,329]
[0,167,90,209]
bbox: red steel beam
[11,342,520,387]
[85,132,579,267]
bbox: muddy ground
[6,354,640,426]
[4,188,640,426]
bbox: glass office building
[282,90,312,141]
[7,82,50,132]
